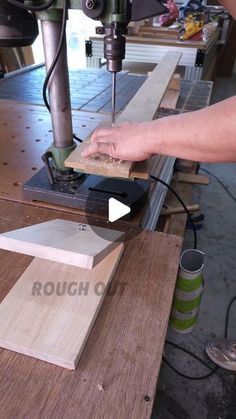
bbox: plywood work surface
[65,51,182,178]
[0,219,124,269]
[0,200,182,419]
[0,100,109,199]
[0,245,124,370]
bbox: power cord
[150,174,236,381]
[6,0,55,12]
[163,341,218,381]
[42,0,67,113]
[41,0,82,143]
[163,294,236,381]
[150,175,197,249]
[200,167,236,204]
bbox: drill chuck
[104,33,126,73]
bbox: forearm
[219,1,236,18]
[146,96,236,163]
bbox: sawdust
[92,154,124,165]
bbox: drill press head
[0,0,38,47]
[82,0,168,74]
[82,0,131,74]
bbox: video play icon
[108,198,131,223]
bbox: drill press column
[41,17,74,159]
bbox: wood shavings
[97,384,104,392]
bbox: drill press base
[22,167,149,220]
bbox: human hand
[82,122,153,162]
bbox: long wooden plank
[0,219,124,269]
[65,51,182,178]
[0,244,124,370]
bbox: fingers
[90,123,130,144]
[90,127,114,143]
[82,141,117,158]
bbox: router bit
[111,71,116,126]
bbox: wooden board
[160,89,180,110]
[0,200,182,418]
[138,24,179,39]
[160,74,180,110]
[65,51,182,178]
[176,172,210,185]
[0,219,124,269]
[0,244,124,370]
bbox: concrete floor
[152,75,236,419]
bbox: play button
[108,198,131,223]
[85,176,150,242]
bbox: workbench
[86,28,220,81]
[0,66,212,418]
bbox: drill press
[0,0,167,216]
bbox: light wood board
[0,219,124,269]
[65,51,182,178]
[0,244,124,369]
[160,74,180,110]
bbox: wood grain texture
[0,200,182,419]
[0,219,124,269]
[65,51,182,178]
[160,89,179,110]
[0,244,124,369]
[160,74,180,110]
[176,173,210,186]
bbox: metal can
[170,249,205,334]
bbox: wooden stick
[161,204,200,216]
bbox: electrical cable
[41,0,83,143]
[42,0,67,113]
[200,167,236,204]
[6,0,55,12]
[150,174,236,381]
[164,294,236,381]
[224,295,236,339]
[150,174,197,249]
[164,341,219,381]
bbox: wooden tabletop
[0,200,182,419]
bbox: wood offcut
[0,219,124,269]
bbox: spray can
[170,249,205,334]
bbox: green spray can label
[170,249,205,334]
